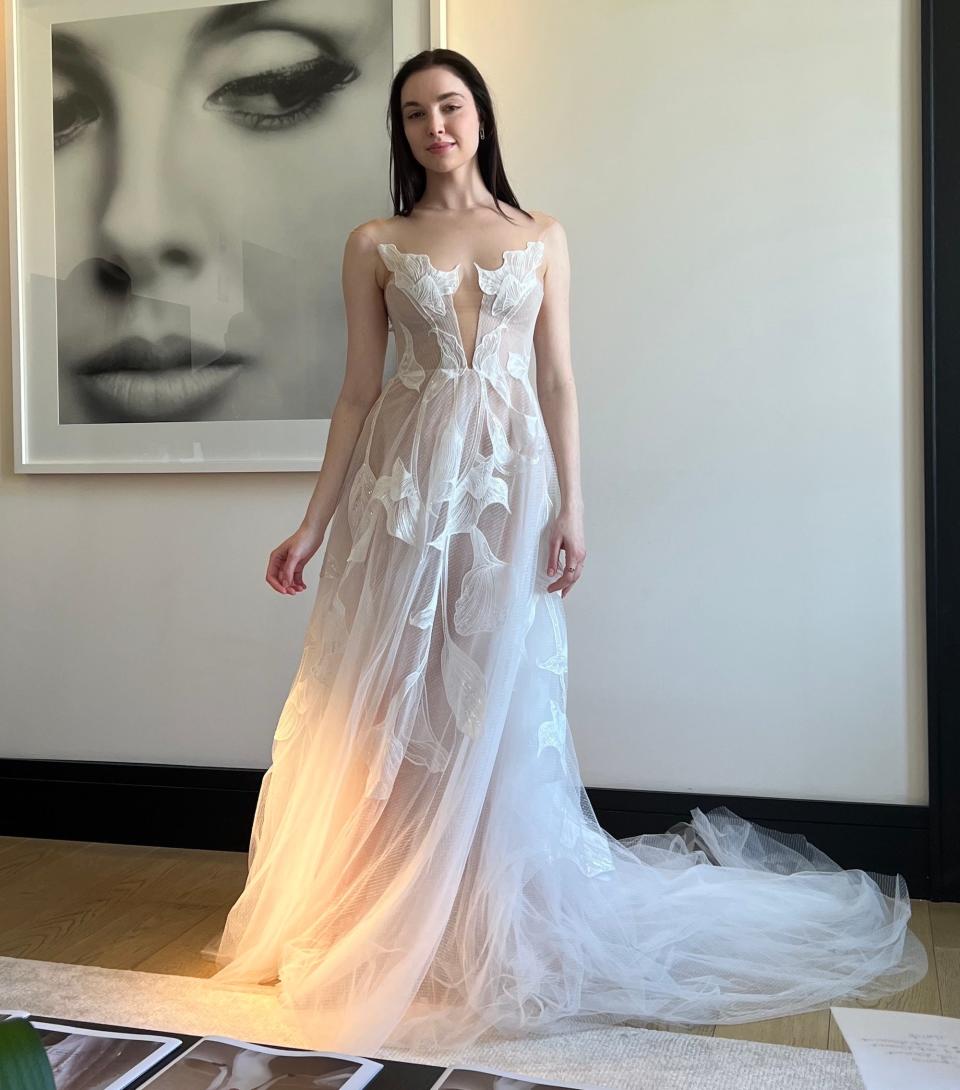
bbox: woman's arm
[299,226,389,535]
[532,217,586,596]
[267,227,388,595]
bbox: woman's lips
[75,334,248,419]
[428,143,455,153]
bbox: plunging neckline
[377,240,544,371]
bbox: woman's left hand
[546,504,586,598]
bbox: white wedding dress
[203,236,928,1056]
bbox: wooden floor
[0,834,956,1053]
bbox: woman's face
[52,0,392,424]
[399,66,482,176]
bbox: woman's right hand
[266,522,327,595]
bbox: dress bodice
[376,240,546,389]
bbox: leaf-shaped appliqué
[558,806,617,878]
[430,451,512,546]
[453,526,511,636]
[378,243,460,318]
[395,319,425,391]
[473,327,511,405]
[447,452,511,533]
[364,735,405,800]
[363,669,425,799]
[347,505,378,564]
[434,327,467,374]
[347,462,377,539]
[428,418,464,513]
[409,549,443,629]
[536,588,566,671]
[536,698,568,763]
[372,456,421,546]
[274,686,305,742]
[440,634,487,739]
[506,350,531,380]
[487,410,514,472]
[409,582,441,628]
[476,241,545,318]
[517,409,545,461]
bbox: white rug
[0,957,866,1089]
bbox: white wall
[0,0,926,806]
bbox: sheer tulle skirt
[202,370,927,1056]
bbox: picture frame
[922,0,960,901]
[7,0,444,472]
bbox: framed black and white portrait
[8,0,439,472]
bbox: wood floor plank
[1,891,209,967]
[58,901,214,969]
[0,838,89,888]
[0,836,35,860]
[130,850,247,908]
[1,842,184,910]
[937,949,960,1017]
[132,906,231,977]
[930,899,960,948]
[1,893,138,961]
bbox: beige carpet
[0,956,867,1089]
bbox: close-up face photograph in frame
[9,0,430,471]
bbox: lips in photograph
[73,334,251,422]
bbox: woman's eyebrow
[188,0,347,58]
[51,29,112,87]
[401,90,464,108]
[52,30,101,65]
[190,0,279,40]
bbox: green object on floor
[0,1018,55,1090]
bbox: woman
[204,49,927,1056]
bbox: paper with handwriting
[831,1006,960,1089]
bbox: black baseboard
[0,759,932,899]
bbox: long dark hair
[385,49,533,224]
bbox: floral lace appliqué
[476,241,545,316]
[378,243,460,317]
[373,456,421,546]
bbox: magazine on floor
[19,1020,183,1090]
[134,1034,383,1089]
[0,1020,384,1090]
[0,1014,623,1090]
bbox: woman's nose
[97,104,208,287]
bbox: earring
[479,124,485,140]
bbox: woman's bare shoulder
[526,208,565,246]
[525,210,567,262]
[348,216,403,250]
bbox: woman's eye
[406,104,459,121]
[206,54,359,130]
[52,91,100,151]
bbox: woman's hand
[266,522,327,596]
[546,504,586,598]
